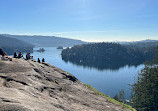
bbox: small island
[37,48,45,52]
[57,46,63,49]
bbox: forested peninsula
[61,42,157,70]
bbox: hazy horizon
[2,33,158,43]
[0,0,158,42]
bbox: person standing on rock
[42,58,45,62]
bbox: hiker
[13,52,17,58]
[26,53,31,60]
[42,58,45,62]
[37,58,40,63]
[0,48,4,55]
[18,52,23,58]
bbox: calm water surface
[29,47,144,100]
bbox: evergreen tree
[153,46,158,64]
[113,90,125,103]
[131,47,158,111]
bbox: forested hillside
[1,34,85,47]
[61,42,157,70]
[0,35,34,55]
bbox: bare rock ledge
[0,58,133,111]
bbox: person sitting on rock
[1,52,8,60]
[0,48,4,56]
[13,52,17,58]
[26,53,31,60]
[18,52,23,58]
[1,52,5,60]
[37,58,40,63]
[42,58,45,62]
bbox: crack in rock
[0,76,28,86]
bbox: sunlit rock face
[0,57,130,111]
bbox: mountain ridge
[1,34,85,47]
[0,35,34,54]
[0,35,34,47]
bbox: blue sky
[0,0,158,42]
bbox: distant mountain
[0,35,34,54]
[0,35,34,47]
[135,39,158,43]
[124,40,158,48]
[1,34,85,47]
[116,39,158,47]
[116,39,158,44]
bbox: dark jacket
[0,49,4,55]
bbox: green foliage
[131,65,158,111]
[152,46,158,64]
[113,94,119,101]
[113,90,125,103]
[131,46,158,111]
[86,84,135,111]
[62,43,130,62]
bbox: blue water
[26,47,144,100]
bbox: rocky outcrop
[0,57,133,111]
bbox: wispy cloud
[4,30,120,36]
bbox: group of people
[14,52,24,59]
[37,58,45,63]
[14,51,45,63]
[0,48,46,63]
[14,52,33,60]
